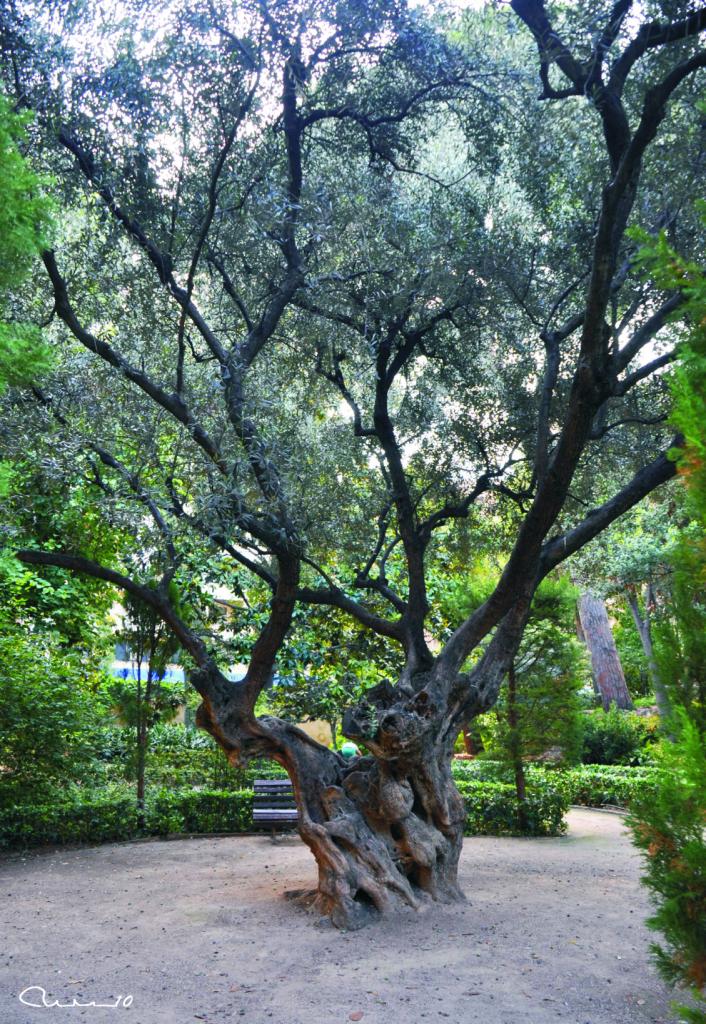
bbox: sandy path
[0,809,678,1024]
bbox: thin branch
[56,128,229,365]
[609,7,706,95]
[616,349,677,394]
[418,473,491,541]
[42,251,227,473]
[616,293,682,371]
[297,584,404,642]
[589,412,668,440]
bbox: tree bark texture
[507,662,528,831]
[577,592,632,710]
[195,669,467,930]
[626,586,672,724]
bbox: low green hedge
[148,788,253,834]
[2,764,661,850]
[1,777,567,848]
[0,787,253,849]
[457,779,568,837]
[452,759,509,784]
[554,765,663,807]
[452,759,664,810]
[0,789,141,847]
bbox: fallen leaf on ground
[349,1013,364,1021]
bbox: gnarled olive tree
[2,0,705,927]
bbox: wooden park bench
[253,779,299,840]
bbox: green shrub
[452,758,510,784]
[457,779,568,837]
[628,714,706,1023]
[177,789,253,833]
[452,759,664,810]
[0,788,140,847]
[0,787,254,849]
[556,764,662,807]
[0,631,108,805]
[146,788,253,834]
[145,749,241,790]
[581,706,655,765]
[148,722,215,751]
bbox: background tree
[478,576,586,827]
[109,585,186,822]
[576,590,632,709]
[0,469,118,806]
[575,496,681,718]
[0,89,52,392]
[266,601,401,746]
[1,0,705,927]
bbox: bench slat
[252,778,298,832]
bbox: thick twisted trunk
[289,747,465,929]
[194,667,467,929]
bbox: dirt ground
[0,809,680,1024]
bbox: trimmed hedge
[2,762,661,849]
[0,776,567,848]
[451,759,509,784]
[148,788,253,834]
[0,788,253,849]
[555,765,663,807]
[457,779,568,837]
[451,759,664,810]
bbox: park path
[0,809,678,1024]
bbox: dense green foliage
[581,706,657,766]
[0,469,125,807]
[481,577,588,763]
[629,716,706,1023]
[0,786,254,848]
[458,779,568,838]
[627,216,706,1021]
[551,764,662,808]
[0,631,105,803]
[262,603,400,744]
[0,90,52,392]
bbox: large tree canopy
[1,0,705,927]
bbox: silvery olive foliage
[0,0,703,679]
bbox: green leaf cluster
[628,714,706,1023]
[0,90,53,394]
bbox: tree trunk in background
[626,585,672,725]
[577,592,632,710]
[507,662,528,831]
[459,733,475,757]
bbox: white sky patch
[411,0,487,7]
